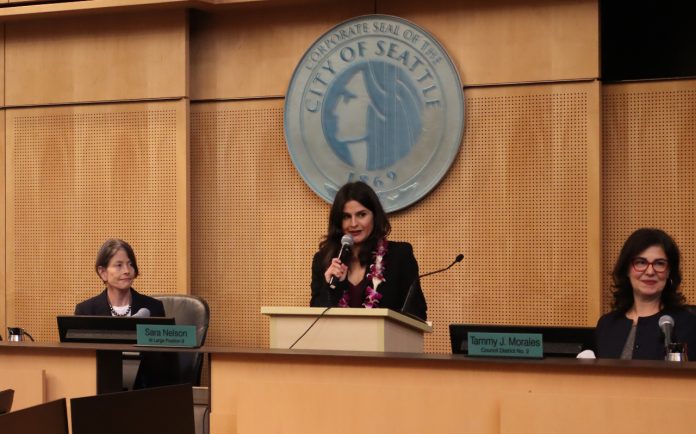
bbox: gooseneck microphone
[659,314,674,348]
[420,254,464,279]
[400,253,464,319]
[329,234,354,289]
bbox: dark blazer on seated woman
[75,288,165,317]
[75,288,174,390]
[310,240,427,320]
[595,307,696,360]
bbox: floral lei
[338,238,387,308]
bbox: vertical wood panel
[378,0,599,85]
[0,347,96,411]
[191,99,326,348]
[191,1,598,98]
[602,79,696,312]
[5,9,187,105]
[0,23,4,105]
[190,1,374,100]
[6,101,187,341]
[191,81,600,353]
[176,99,191,294]
[0,110,5,335]
[1,0,605,353]
[0,25,5,336]
[411,81,600,351]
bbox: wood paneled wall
[190,2,375,99]
[0,110,5,333]
[5,10,187,105]
[1,3,191,341]
[602,79,696,312]
[6,101,189,341]
[378,0,599,85]
[3,0,689,354]
[186,0,602,352]
[190,81,600,353]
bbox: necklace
[338,238,387,308]
[109,304,132,317]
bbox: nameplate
[136,324,196,347]
[467,332,543,358]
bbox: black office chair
[71,384,194,434]
[153,294,210,385]
[0,398,68,434]
[0,389,14,415]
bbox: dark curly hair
[611,228,685,312]
[318,182,391,267]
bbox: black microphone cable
[288,307,331,349]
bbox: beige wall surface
[5,101,188,341]
[378,0,599,85]
[190,80,601,353]
[190,98,325,348]
[190,0,598,99]
[2,0,692,353]
[602,79,696,312]
[4,9,188,106]
[189,1,375,100]
[0,110,5,334]
[0,24,4,105]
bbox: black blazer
[74,288,176,389]
[75,288,165,317]
[595,307,696,360]
[310,240,427,320]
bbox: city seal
[284,14,464,212]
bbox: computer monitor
[449,324,595,357]
[57,315,175,344]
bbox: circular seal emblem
[285,15,464,212]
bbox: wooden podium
[261,307,432,353]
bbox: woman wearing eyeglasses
[595,228,696,360]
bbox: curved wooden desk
[3,342,696,434]
[0,342,97,411]
[207,348,696,434]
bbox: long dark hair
[319,182,391,267]
[611,228,685,312]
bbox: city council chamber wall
[1,0,693,355]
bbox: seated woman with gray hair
[75,238,164,317]
[75,239,176,388]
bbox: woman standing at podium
[75,239,165,317]
[310,181,427,320]
[595,228,696,360]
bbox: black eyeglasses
[631,257,669,273]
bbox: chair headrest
[152,295,210,346]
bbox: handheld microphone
[400,253,464,320]
[132,307,151,318]
[329,235,354,289]
[659,314,674,348]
